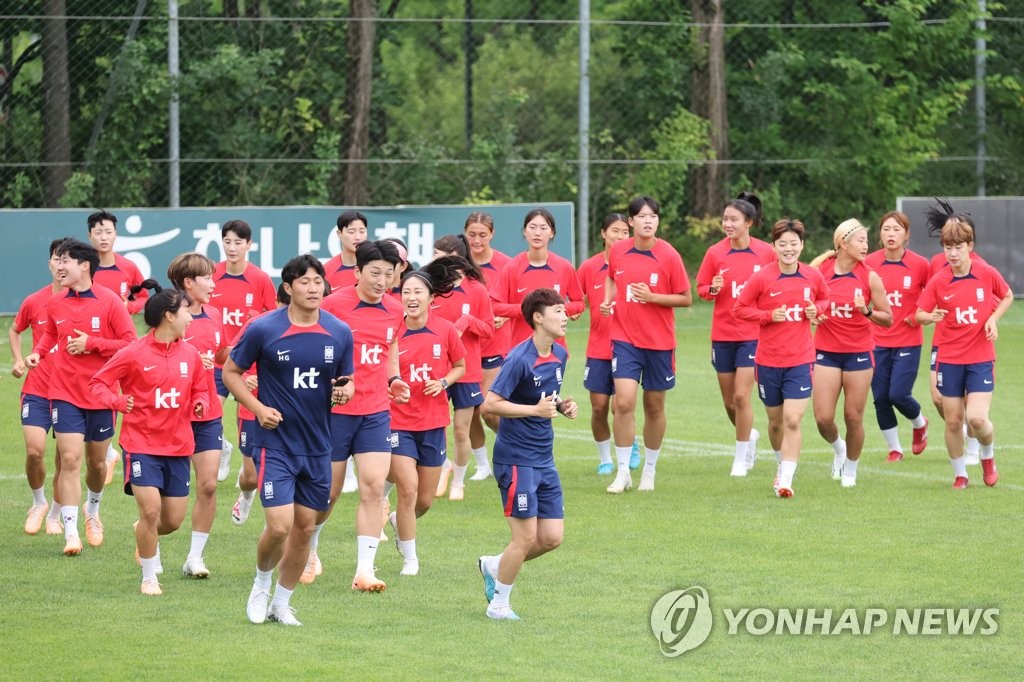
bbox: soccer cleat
[486,604,521,621]
[469,467,492,481]
[231,493,253,526]
[638,469,655,492]
[63,535,84,556]
[840,473,857,488]
[24,504,48,535]
[629,439,642,470]
[247,583,270,624]
[730,460,748,477]
[217,441,233,482]
[84,510,104,547]
[911,418,928,455]
[400,559,420,576]
[775,486,794,498]
[299,550,321,585]
[183,555,211,579]
[389,512,402,557]
[448,483,465,501]
[606,470,633,494]
[267,603,303,627]
[381,496,391,529]
[435,460,452,497]
[45,516,63,535]
[964,452,980,466]
[831,456,845,481]
[104,457,117,486]
[478,557,496,603]
[342,470,359,494]
[952,476,969,490]
[746,429,759,471]
[981,458,998,487]
[596,462,614,475]
[351,572,386,592]
[886,450,904,463]
[140,579,163,596]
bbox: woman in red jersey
[735,219,829,498]
[809,220,892,488]
[696,193,776,478]
[916,216,1012,489]
[91,286,209,595]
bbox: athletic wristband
[440,378,449,390]
[388,375,401,386]
[861,306,872,317]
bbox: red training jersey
[814,257,875,354]
[321,286,405,415]
[90,333,209,456]
[32,286,137,409]
[918,261,1010,365]
[323,254,358,292]
[696,237,777,342]
[927,251,989,347]
[865,248,930,348]
[428,278,493,383]
[212,261,277,347]
[93,253,147,314]
[183,304,227,422]
[478,249,512,359]
[390,317,467,431]
[14,284,60,398]
[608,238,690,351]
[491,250,584,348]
[577,253,614,360]
[734,262,830,368]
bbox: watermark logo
[650,586,713,657]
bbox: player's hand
[199,351,215,370]
[599,299,614,317]
[194,402,205,419]
[903,316,917,328]
[67,329,90,355]
[557,395,578,420]
[770,305,787,322]
[804,299,818,323]
[984,319,999,342]
[929,307,948,323]
[423,378,445,397]
[853,293,867,311]
[536,393,558,419]
[11,360,26,378]
[244,374,259,391]
[390,378,411,404]
[331,376,354,406]
[568,311,583,321]
[124,395,135,413]
[24,352,41,368]
[710,272,725,293]
[628,282,653,303]
[493,316,508,330]
[256,405,283,429]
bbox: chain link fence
[2,1,1022,258]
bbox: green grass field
[1,304,1020,679]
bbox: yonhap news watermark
[650,586,1000,657]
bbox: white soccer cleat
[232,493,253,526]
[247,583,270,624]
[637,469,655,492]
[469,468,492,482]
[182,555,210,579]
[140,578,163,596]
[831,455,846,481]
[840,473,857,488]
[217,441,234,482]
[485,604,521,621]
[267,603,303,627]
[730,460,748,477]
[964,452,980,466]
[400,559,420,576]
[606,470,632,494]
[746,429,759,471]
[342,468,359,494]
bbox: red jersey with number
[428,278,493,383]
[478,250,512,358]
[865,249,930,348]
[608,238,690,351]
[390,318,467,431]
[814,257,875,354]
[14,285,60,397]
[696,238,776,342]
[183,304,227,422]
[91,333,209,456]
[93,253,147,314]
[212,262,277,346]
[491,251,584,348]
[32,287,137,409]
[918,262,1009,364]
[323,254,358,292]
[734,262,830,367]
[577,253,614,360]
[321,286,404,415]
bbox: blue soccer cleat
[629,439,642,470]
[478,556,496,603]
[596,462,614,475]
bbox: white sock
[951,456,968,478]
[596,438,612,465]
[844,459,859,477]
[47,500,62,520]
[774,449,782,463]
[472,446,490,470]
[881,427,902,452]
[84,488,103,517]
[398,539,417,561]
[62,505,79,537]
[615,445,632,473]
[911,413,927,429]
[733,441,747,463]
[491,580,514,609]
[356,535,379,575]
[452,463,468,487]
[644,447,660,473]
[310,522,325,551]
[241,488,255,501]
[383,481,395,499]
[106,443,118,462]
[980,442,994,460]
[830,437,847,458]
[31,487,47,506]
[255,568,273,589]
[188,531,209,560]
[140,556,159,583]
[345,463,358,485]
[778,460,798,489]
[271,582,293,609]
[222,439,233,455]
[155,543,162,566]
[966,436,980,456]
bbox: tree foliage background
[2,0,1021,261]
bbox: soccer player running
[695,193,776,477]
[10,241,64,535]
[167,253,231,578]
[734,219,829,498]
[324,210,369,292]
[577,213,634,475]
[429,236,495,497]
[318,240,408,592]
[25,238,136,554]
[864,211,932,462]
[478,288,578,621]
[213,220,277,482]
[810,220,892,488]
[224,254,355,626]
[915,215,1012,489]
[387,267,467,575]
[602,197,691,494]
[90,287,210,595]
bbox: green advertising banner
[0,203,575,314]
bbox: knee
[453,423,470,440]
[843,409,864,428]
[138,506,160,528]
[264,520,291,541]
[967,416,987,433]
[539,533,563,553]
[197,477,218,499]
[397,487,417,508]
[732,393,749,411]
[414,499,433,518]
[814,415,833,432]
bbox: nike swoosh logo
[470,391,481,397]
[210,293,222,298]
[37,319,47,324]
[100,427,112,433]
[144,365,156,371]
[898,352,910,357]
[748,355,755,360]
[720,268,730,273]
[769,292,782,297]
[430,305,442,309]
[517,287,528,293]
[55,319,66,324]
[856,357,868,362]
[943,295,955,301]
[398,350,409,355]
[984,380,992,384]
[184,337,194,342]
[615,270,624,276]
[800,386,810,391]
[664,375,675,381]
[593,284,602,289]
[277,350,290,357]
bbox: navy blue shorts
[213,367,230,398]
[448,382,484,410]
[929,345,938,372]
[331,410,391,461]
[936,361,995,398]
[124,452,192,497]
[755,363,814,408]
[495,463,564,520]
[191,419,224,453]
[815,350,874,372]
[257,447,332,511]
[390,427,447,467]
[238,418,258,458]
[21,393,52,431]
[51,400,115,442]
[482,355,505,370]
[711,340,758,373]
[612,340,676,391]
[583,357,614,395]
